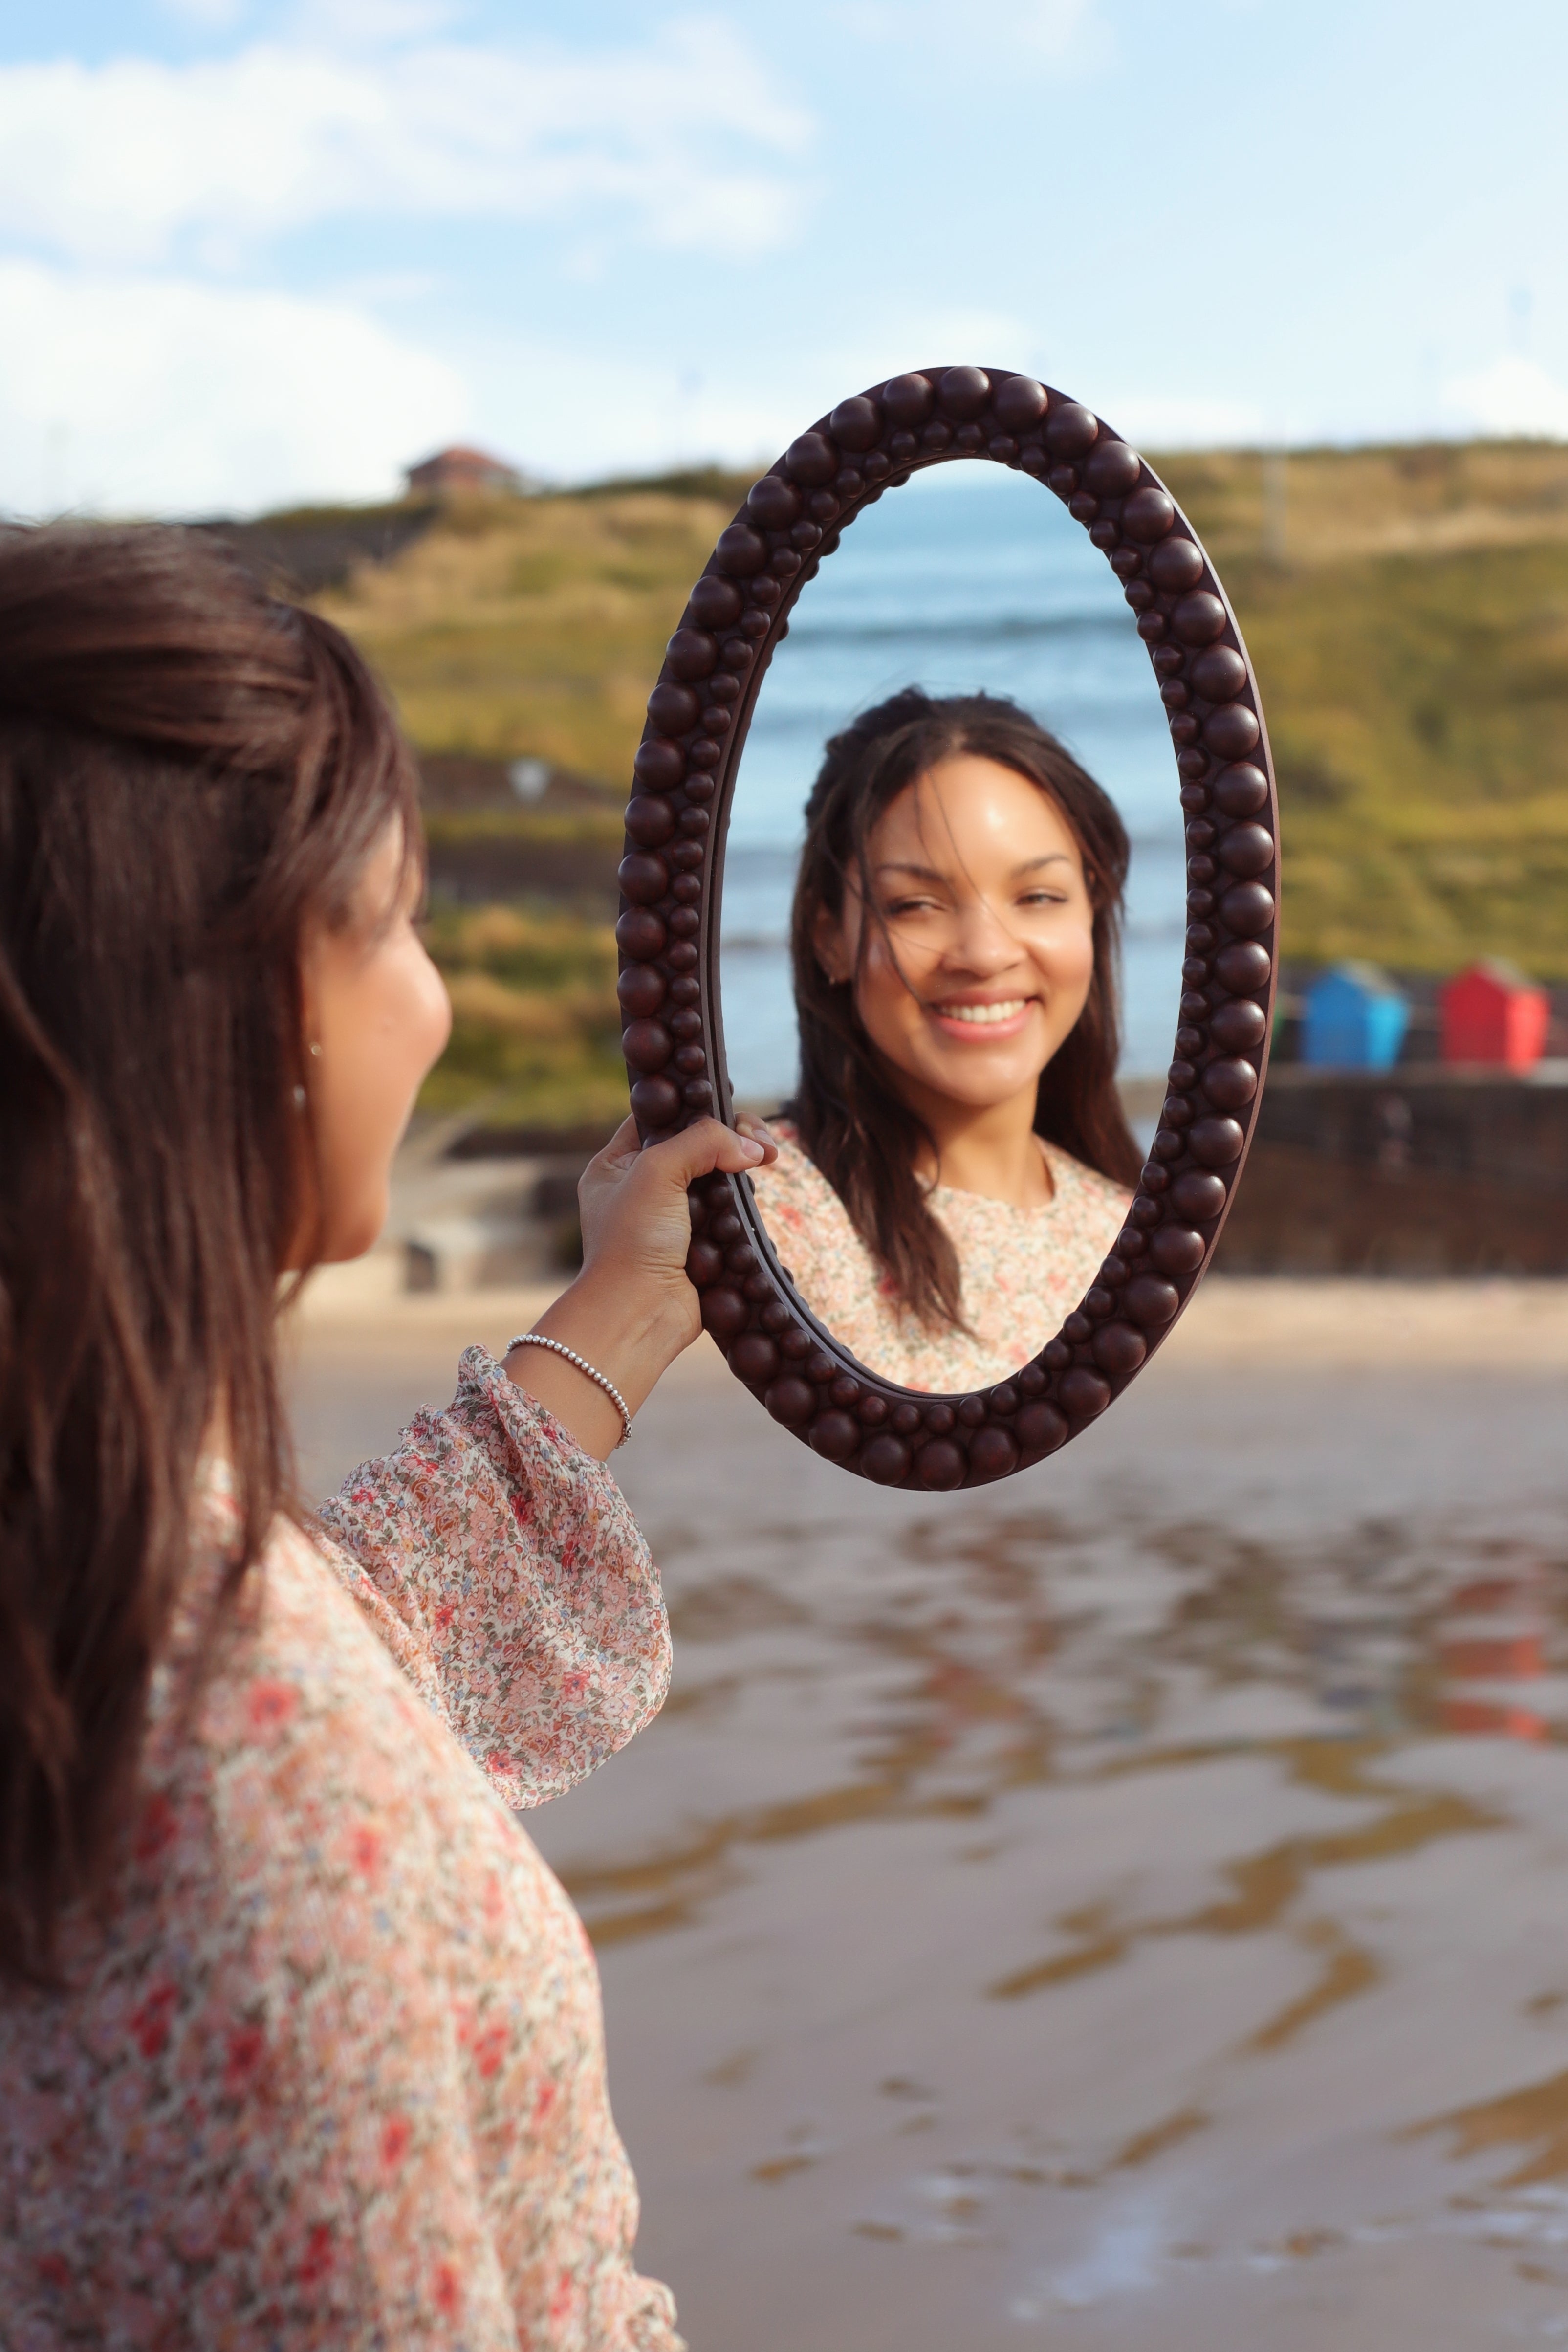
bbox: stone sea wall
[1218,1065,1568,1274]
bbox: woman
[0,524,775,2347]
[749,689,1141,1392]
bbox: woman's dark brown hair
[785,687,1141,1332]
[0,523,418,1983]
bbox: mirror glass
[717,460,1183,1394]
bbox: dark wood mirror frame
[617,367,1279,1489]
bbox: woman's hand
[576,1110,780,1339]
[503,1114,778,1460]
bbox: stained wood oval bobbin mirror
[617,367,1279,1488]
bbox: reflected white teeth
[936,999,1029,1025]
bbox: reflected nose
[945,892,1028,977]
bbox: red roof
[404,445,523,491]
[415,445,513,471]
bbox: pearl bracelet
[505,1334,632,1450]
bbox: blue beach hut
[1303,962,1409,1070]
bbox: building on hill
[404,445,527,498]
[1440,959,1549,1071]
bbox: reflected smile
[928,995,1037,1040]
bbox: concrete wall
[1218,1066,1568,1274]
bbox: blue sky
[2,0,1565,514]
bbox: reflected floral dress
[749,1118,1131,1391]
[0,1347,684,2352]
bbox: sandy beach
[291,1265,1568,1375]
[287,1278,1568,2350]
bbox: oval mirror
[618,369,1278,1488]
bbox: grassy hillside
[313,485,741,781]
[1157,442,1568,974]
[299,441,1568,1124]
[416,901,628,1132]
[310,486,740,1129]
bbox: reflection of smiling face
[815,753,1096,1122]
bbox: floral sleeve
[314,1346,670,1810]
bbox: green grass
[1155,442,1568,973]
[422,807,623,851]
[1232,542,1568,972]
[314,485,737,780]
[416,901,629,1130]
[568,463,757,506]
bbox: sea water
[717,462,1187,1101]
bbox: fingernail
[740,1138,763,1160]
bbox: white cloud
[0,261,468,516]
[0,18,812,267]
[722,320,1266,458]
[776,308,1044,400]
[458,321,1271,496]
[486,311,1044,484]
[1442,354,1568,440]
[906,308,1045,370]
[463,338,795,486]
[1104,394,1267,450]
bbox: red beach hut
[1438,958,1548,1071]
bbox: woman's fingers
[584,1113,641,1177]
[734,1113,780,1160]
[577,1117,779,1282]
[577,1116,772,1268]
[547,1115,783,1425]
[585,1115,776,1201]
[639,1115,768,1188]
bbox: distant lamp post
[508,758,549,804]
[1262,446,1287,565]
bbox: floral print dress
[749,1119,1132,1392]
[0,1346,683,2352]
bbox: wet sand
[288,1281,1568,2350]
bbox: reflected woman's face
[815,753,1096,1121]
